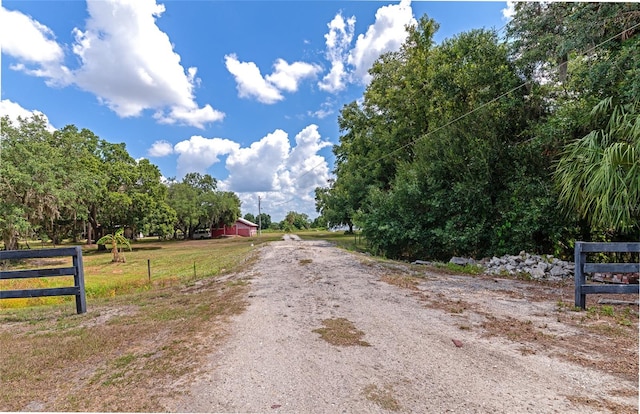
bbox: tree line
[0,116,243,250]
[315,3,639,260]
[243,211,326,232]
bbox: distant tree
[1,115,68,248]
[283,211,310,231]
[315,180,355,232]
[183,172,217,193]
[206,191,241,230]
[167,182,201,238]
[244,213,256,223]
[256,213,271,230]
[311,215,327,229]
[167,173,238,239]
[0,116,176,248]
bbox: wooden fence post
[574,241,639,310]
[72,246,87,314]
[574,242,586,309]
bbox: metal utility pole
[258,196,262,236]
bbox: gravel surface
[165,239,638,413]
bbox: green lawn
[0,235,281,309]
[297,229,367,252]
[0,230,365,310]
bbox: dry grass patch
[299,259,313,266]
[519,346,537,356]
[566,395,637,414]
[380,273,421,290]
[363,384,401,411]
[313,317,370,347]
[0,274,249,412]
[483,310,639,383]
[378,262,638,388]
[421,293,474,316]
[482,316,555,343]
[381,274,472,315]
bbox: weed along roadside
[1,236,268,310]
[1,233,638,412]
[168,238,638,413]
[0,236,269,411]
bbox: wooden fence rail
[0,246,87,314]
[574,242,640,309]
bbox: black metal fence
[574,242,639,309]
[0,246,87,314]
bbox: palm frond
[554,97,640,232]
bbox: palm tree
[554,97,639,234]
[97,228,131,263]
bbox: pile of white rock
[415,252,576,281]
[479,251,574,281]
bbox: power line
[365,21,640,170]
[274,18,640,207]
[273,197,297,207]
[334,20,640,180]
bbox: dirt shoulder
[165,240,639,413]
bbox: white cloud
[319,62,347,94]
[153,104,224,129]
[224,129,290,192]
[225,54,284,104]
[0,99,56,131]
[318,13,355,93]
[286,125,331,192]
[309,108,333,119]
[0,6,72,85]
[69,0,223,127]
[2,1,223,128]
[266,59,322,92]
[225,55,321,104]
[0,7,62,63]
[147,125,331,221]
[348,0,416,84]
[502,1,516,21]
[174,135,240,177]
[308,99,335,119]
[219,125,331,221]
[224,1,416,99]
[148,140,174,157]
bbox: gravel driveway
[166,239,638,413]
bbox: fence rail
[0,246,87,314]
[574,242,640,309]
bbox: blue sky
[1,0,511,222]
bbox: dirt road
[166,239,638,413]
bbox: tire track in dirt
[166,240,638,413]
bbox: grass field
[0,230,364,411]
[0,233,278,411]
[0,230,362,311]
[1,231,637,411]
[0,234,283,309]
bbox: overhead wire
[359,21,640,172]
[272,17,640,208]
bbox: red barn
[212,218,258,237]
